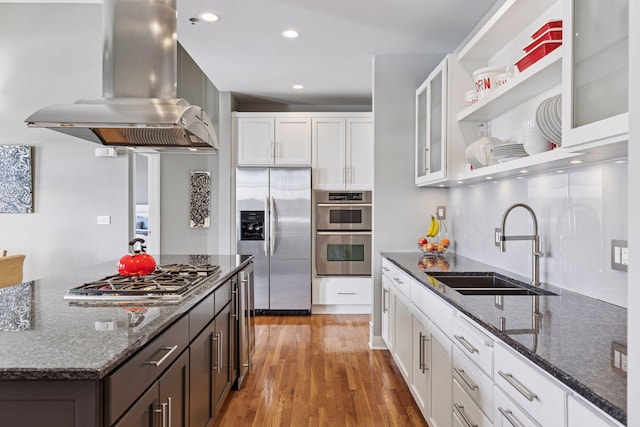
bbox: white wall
[0,3,130,280]
[371,54,449,342]
[450,160,628,307]
[627,0,638,422]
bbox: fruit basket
[418,215,450,256]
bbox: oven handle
[316,231,372,236]
[316,203,372,208]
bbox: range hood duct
[25,0,218,151]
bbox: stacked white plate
[535,94,562,146]
[490,142,528,163]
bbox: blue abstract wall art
[0,145,33,213]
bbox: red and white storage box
[515,19,562,72]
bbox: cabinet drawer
[494,343,566,427]
[493,385,538,427]
[214,279,232,316]
[386,263,411,298]
[106,315,189,425]
[189,291,214,341]
[410,279,428,316]
[452,346,493,420]
[452,313,494,377]
[316,279,371,305]
[453,378,493,427]
[426,290,453,337]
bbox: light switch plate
[611,239,628,271]
[97,215,111,225]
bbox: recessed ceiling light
[556,170,565,173]
[485,176,493,180]
[615,159,627,164]
[519,169,530,174]
[292,84,304,90]
[457,181,464,184]
[438,184,445,188]
[282,30,299,38]
[569,159,584,165]
[517,176,524,179]
[199,13,219,22]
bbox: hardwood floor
[217,314,428,427]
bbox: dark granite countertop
[0,254,252,381]
[382,252,627,425]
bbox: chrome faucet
[499,203,543,287]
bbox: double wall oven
[315,190,372,277]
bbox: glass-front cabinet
[415,57,447,185]
[562,0,629,148]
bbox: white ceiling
[3,0,500,106]
[176,0,500,106]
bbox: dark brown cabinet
[114,350,190,427]
[189,276,237,426]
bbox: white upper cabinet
[415,55,468,187]
[561,0,628,149]
[236,115,311,166]
[313,114,373,190]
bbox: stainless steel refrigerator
[236,167,311,314]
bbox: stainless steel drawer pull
[420,332,430,373]
[454,335,479,354]
[382,267,390,272]
[145,345,178,367]
[383,289,389,312]
[337,292,357,295]
[498,370,538,401]
[498,407,525,427]
[453,367,478,390]
[393,277,404,285]
[217,331,223,374]
[211,333,219,371]
[453,403,478,427]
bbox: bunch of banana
[426,215,440,237]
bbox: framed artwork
[0,145,33,213]
[190,171,211,228]
[0,282,34,331]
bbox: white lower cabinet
[494,343,566,427]
[567,395,623,427]
[429,320,453,427]
[452,346,494,421]
[493,385,538,427]
[381,274,392,349]
[392,288,412,381]
[381,256,613,427]
[411,307,430,419]
[452,378,492,427]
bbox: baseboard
[369,335,387,350]
[311,304,371,314]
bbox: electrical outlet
[611,341,627,377]
[97,215,111,225]
[495,228,502,247]
[436,205,446,220]
[611,239,628,271]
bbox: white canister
[472,65,507,98]
[464,90,478,107]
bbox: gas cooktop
[65,263,221,303]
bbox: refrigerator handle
[264,196,269,257]
[270,196,277,256]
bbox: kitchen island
[383,252,627,425]
[0,254,253,426]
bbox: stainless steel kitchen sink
[428,273,557,296]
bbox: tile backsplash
[450,160,628,307]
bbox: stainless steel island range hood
[25,0,218,151]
